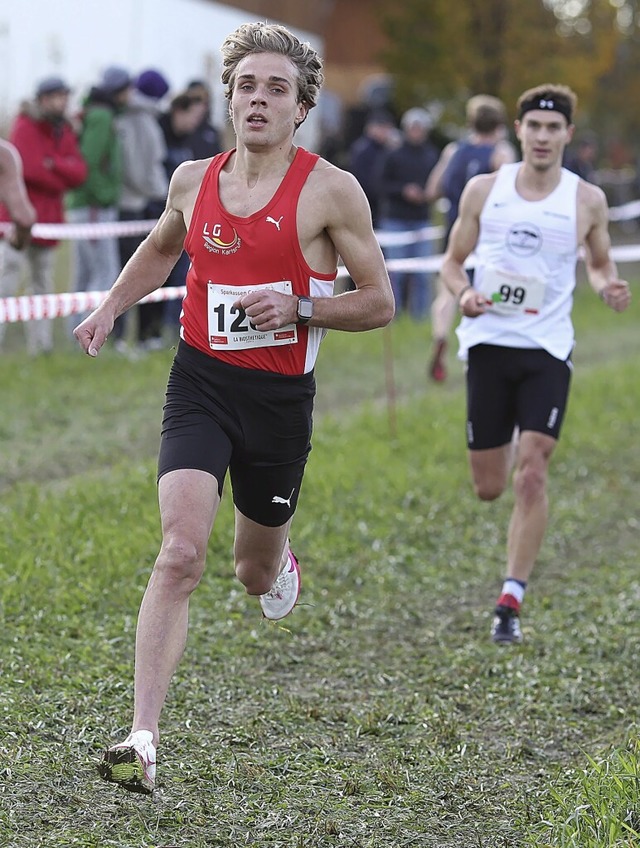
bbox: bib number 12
[212,303,258,333]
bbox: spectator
[0,76,87,354]
[152,92,204,342]
[317,88,346,166]
[113,68,170,353]
[564,134,598,183]
[66,66,131,330]
[185,80,223,160]
[0,138,36,250]
[348,110,397,228]
[378,107,440,320]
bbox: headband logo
[519,95,572,124]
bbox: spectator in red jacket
[0,75,87,354]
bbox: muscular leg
[233,509,292,596]
[132,468,219,744]
[468,441,514,502]
[505,430,556,582]
[470,429,556,582]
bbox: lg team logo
[203,222,241,255]
[506,222,542,257]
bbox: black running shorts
[465,343,572,450]
[158,340,315,527]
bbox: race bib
[207,281,298,350]
[479,266,546,316]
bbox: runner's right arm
[73,162,198,356]
[440,175,494,317]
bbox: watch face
[298,298,313,319]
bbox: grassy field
[1,283,639,847]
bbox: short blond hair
[221,22,324,110]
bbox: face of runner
[515,110,574,173]
[229,52,307,151]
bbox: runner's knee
[155,533,205,588]
[235,551,280,595]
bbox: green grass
[530,735,640,847]
[0,281,639,847]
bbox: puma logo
[272,488,294,507]
[266,215,284,231]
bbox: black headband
[519,95,572,125]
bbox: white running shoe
[97,729,157,794]
[259,549,301,620]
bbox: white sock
[501,579,526,605]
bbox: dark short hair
[466,95,507,133]
[170,93,198,113]
[517,84,577,125]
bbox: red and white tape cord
[1,200,639,324]
[1,197,639,241]
[0,219,157,240]
[0,286,186,325]
[3,241,639,325]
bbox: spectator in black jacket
[185,80,223,160]
[378,108,439,320]
[348,109,397,228]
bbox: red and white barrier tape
[1,195,639,243]
[3,239,638,325]
[0,286,185,325]
[0,219,157,240]
[0,217,444,246]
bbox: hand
[235,290,297,331]
[600,280,631,313]
[73,309,114,357]
[402,183,425,204]
[459,286,489,317]
[7,224,32,251]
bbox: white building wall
[0,0,322,149]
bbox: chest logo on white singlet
[506,222,542,257]
[266,215,284,231]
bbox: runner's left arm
[316,169,395,331]
[582,183,631,313]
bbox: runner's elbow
[370,296,395,328]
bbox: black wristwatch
[296,296,313,324]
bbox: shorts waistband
[176,339,315,386]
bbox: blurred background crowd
[2,0,640,360]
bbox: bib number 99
[498,284,525,306]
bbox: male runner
[74,22,394,793]
[441,84,631,644]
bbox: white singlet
[457,162,580,361]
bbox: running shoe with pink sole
[259,549,301,620]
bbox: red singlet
[181,147,336,375]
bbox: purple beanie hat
[136,69,170,100]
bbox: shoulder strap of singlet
[282,147,320,198]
